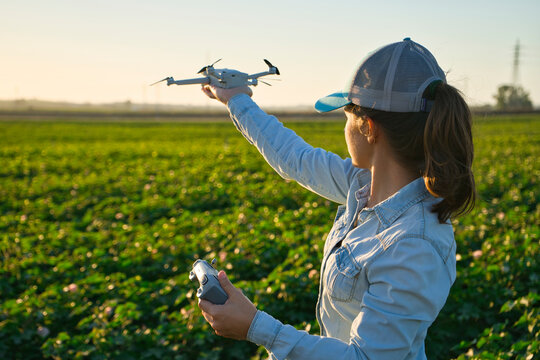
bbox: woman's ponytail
[423,82,476,223]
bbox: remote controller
[189,259,228,305]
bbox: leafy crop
[0,115,538,359]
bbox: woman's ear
[366,118,378,144]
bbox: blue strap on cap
[420,98,434,112]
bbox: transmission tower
[512,39,520,86]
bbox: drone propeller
[150,77,172,86]
[259,80,272,86]
[264,59,280,75]
[197,58,223,74]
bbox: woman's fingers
[198,298,216,315]
[201,85,217,99]
[201,310,214,325]
[200,85,253,105]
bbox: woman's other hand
[198,270,257,340]
[201,85,253,105]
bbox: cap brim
[314,92,350,113]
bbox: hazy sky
[2,0,539,108]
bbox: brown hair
[345,82,475,223]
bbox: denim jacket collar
[357,177,430,230]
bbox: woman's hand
[198,270,257,340]
[201,84,253,105]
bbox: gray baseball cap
[315,38,446,113]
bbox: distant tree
[493,85,533,111]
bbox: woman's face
[344,111,371,169]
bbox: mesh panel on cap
[412,42,441,71]
[392,47,435,93]
[351,45,395,91]
[413,42,446,80]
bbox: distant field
[0,110,342,123]
[0,114,538,359]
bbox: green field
[0,114,538,359]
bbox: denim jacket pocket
[327,246,360,302]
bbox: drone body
[151,59,280,88]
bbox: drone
[150,59,280,88]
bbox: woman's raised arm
[201,84,368,204]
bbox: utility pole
[512,39,520,86]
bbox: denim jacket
[227,94,456,360]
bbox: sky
[1,0,539,108]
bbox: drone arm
[168,77,210,86]
[247,71,274,80]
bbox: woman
[198,38,475,359]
